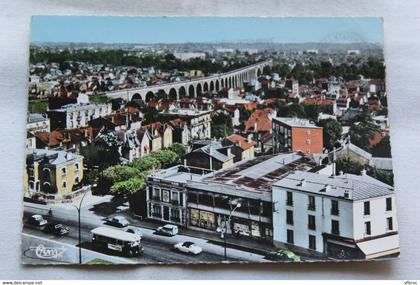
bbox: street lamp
[222,201,241,261]
[74,189,89,264]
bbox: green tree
[367,168,394,186]
[150,149,178,167]
[336,157,364,175]
[350,111,379,150]
[168,143,187,156]
[317,119,343,150]
[369,136,392,158]
[211,112,233,138]
[111,176,145,198]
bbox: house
[27,113,50,134]
[222,134,256,162]
[182,140,235,172]
[142,122,173,151]
[159,107,212,141]
[272,117,323,155]
[24,148,85,202]
[272,171,399,259]
[146,165,207,226]
[116,129,141,163]
[34,127,94,152]
[47,102,113,130]
[243,107,276,153]
[168,118,191,146]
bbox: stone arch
[203,81,209,92]
[145,91,155,102]
[215,80,220,91]
[132,93,142,101]
[188,85,195,98]
[179,86,187,98]
[257,68,262,77]
[224,78,228,88]
[228,77,232,89]
[169,88,177,100]
[196,83,202,96]
[210,81,214,91]
[235,76,238,88]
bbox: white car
[156,224,178,236]
[174,241,202,255]
[126,226,143,239]
[26,214,48,227]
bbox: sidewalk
[119,210,276,256]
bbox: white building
[272,171,399,260]
[27,113,50,134]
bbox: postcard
[22,16,399,265]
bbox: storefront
[189,208,216,230]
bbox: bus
[91,226,144,257]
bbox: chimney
[361,169,367,176]
[344,189,352,199]
[299,178,306,187]
[183,159,187,167]
[227,148,231,157]
[254,122,258,132]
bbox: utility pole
[74,190,89,264]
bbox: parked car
[174,241,202,255]
[126,226,143,239]
[265,248,301,262]
[104,216,129,228]
[26,214,48,227]
[43,222,69,236]
[156,224,178,236]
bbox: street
[21,200,268,264]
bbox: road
[22,203,267,264]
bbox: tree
[367,168,394,186]
[317,119,343,150]
[336,157,364,175]
[111,176,145,198]
[131,155,161,172]
[370,136,392,158]
[168,143,187,156]
[151,149,178,167]
[350,111,379,150]
[211,112,233,138]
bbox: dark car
[26,214,48,227]
[43,223,70,236]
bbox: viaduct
[105,59,272,102]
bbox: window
[308,195,316,211]
[29,168,34,177]
[387,217,393,231]
[308,215,316,230]
[62,181,67,189]
[287,229,294,244]
[364,201,370,216]
[365,221,371,235]
[386,197,392,211]
[331,200,339,216]
[286,210,294,225]
[309,235,316,250]
[306,139,311,145]
[286,191,293,206]
[61,167,67,176]
[306,129,311,135]
[331,220,340,235]
[172,191,179,203]
[74,177,80,184]
[75,163,80,171]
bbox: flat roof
[273,117,321,128]
[187,153,317,199]
[149,165,205,184]
[273,171,394,201]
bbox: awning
[356,234,400,259]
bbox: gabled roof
[225,134,256,150]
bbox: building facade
[24,148,84,202]
[272,171,399,259]
[272,117,323,155]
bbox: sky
[31,17,384,44]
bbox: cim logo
[32,244,66,259]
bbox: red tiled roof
[244,108,274,133]
[226,134,256,150]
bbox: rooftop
[27,113,49,123]
[26,148,83,165]
[273,171,393,201]
[148,165,207,184]
[187,153,317,200]
[50,102,109,112]
[273,117,321,128]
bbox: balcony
[152,212,162,218]
[308,204,316,211]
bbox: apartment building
[272,171,399,259]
